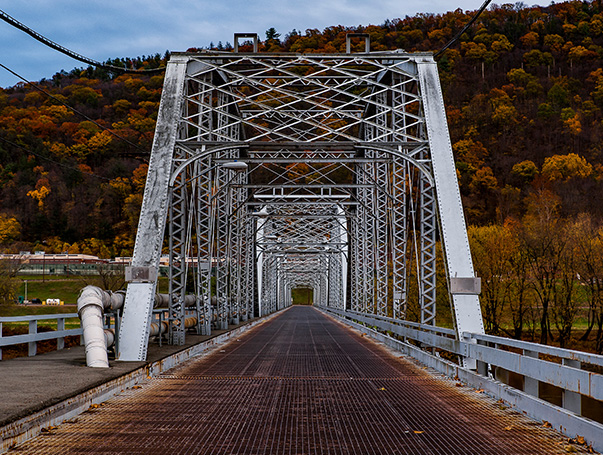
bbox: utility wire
[0,135,112,181]
[434,0,493,58]
[0,62,150,156]
[0,9,165,74]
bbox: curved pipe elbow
[77,286,111,368]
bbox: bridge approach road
[11,306,593,454]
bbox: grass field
[13,275,170,306]
[17,279,84,306]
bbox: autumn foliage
[1,1,603,348]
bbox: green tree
[507,219,534,340]
[520,189,565,345]
[511,160,539,184]
[266,27,281,42]
[0,255,23,305]
[569,214,603,353]
[541,153,592,181]
[0,214,20,244]
[552,224,580,348]
[469,224,514,334]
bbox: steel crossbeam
[118,48,484,366]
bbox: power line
[0,62,150,156]
[0,9,165,74]
[434,0,493,58]
[0,135,112,181]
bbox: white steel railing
[0,313,82,359]
[321,306,603,452]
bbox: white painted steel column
[416,57,485,358]
[256,214,267,317]
[117,56,188,361]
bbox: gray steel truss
[117,44,484,363]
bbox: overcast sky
[1,1,545,88]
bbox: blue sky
[0,1,543,88]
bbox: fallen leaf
[132,385,142,389]
[568,436,586,446]
[542,421,552,428]
[475,389,485,393]
[378,387,386,391]
[504,426,512,431]
[455,382,463,387]
[565,445,577,453]
[413,430,424,434]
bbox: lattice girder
[117,51,484,364]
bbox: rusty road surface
[10,306,591,454]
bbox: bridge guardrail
[465,332,603,410]
[322,306,603,451]
[0,313,82,360]
[327,307,463,355]
[326,307,603,399]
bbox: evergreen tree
[266,27,281,43]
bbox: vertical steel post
[118,56,187,361]
[417,57,485,366]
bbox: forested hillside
[2,1,603,348]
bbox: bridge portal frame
[116,49,484,363]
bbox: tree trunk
[539,306,548,345]
[595,318,603,354]
[579,306,596,340]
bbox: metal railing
[322,306,603,452]
[0,313,82,360]
[467,332,602,414]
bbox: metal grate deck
[11,306,594,454]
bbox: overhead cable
[0,62,150,156]
[0,9,165,74]
[434,0,493,58]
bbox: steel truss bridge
[108,36,602,449]
[118,38,483,360]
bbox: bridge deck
[10,306,591,454]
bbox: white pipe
[109,291,125,310]
[153,294,196,308]
[154,293,170,308]
[104,318,174,348]
[77,286,113,368]
[104,328,115,348]
[78,285,200,367]
[184,316,197,329]
[149,320,169,338]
